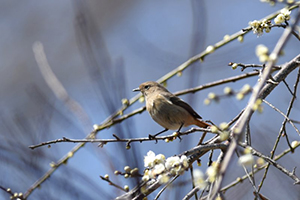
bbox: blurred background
[0,0,299,199]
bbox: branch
[211,6,300,198]
[240,143,300,184]
[116,143,227,200]
[199,140,300,199]
[263,99,300,135]
[29,127,211,149]
[258,66,300,191]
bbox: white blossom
[238,154,254,166]
[153,163,165,175]
[274,8,291,24]
[206,165,217,183]
[157,174,170,184]
[154,154,166,165]
[281,8,291,20]
[256,44,269,63]
[142,169,150,181]
[165,156,181,175]
[144,151,156,168]
[193,169,207,189]
[206,45,215,54]
[291,141,299,148]
[274,13,285,24]
[180,155,189,169]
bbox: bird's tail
[194,119,210,128]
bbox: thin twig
[235,151,259,198]
[174,71,259,96]
[189,167,198,200]
[29,127,211,149]
[100,176,128,192]
[154,175,179,200]
[263,99,300,135]
[282,79,296,97]
[182,186,200,200]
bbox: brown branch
[100,176,128,192]
[29,127,211,149]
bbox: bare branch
[263,99,300,135]
[211,7,300,198]
[240,143,300,184]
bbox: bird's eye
[144,85,150,90]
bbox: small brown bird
[133,81,210,136]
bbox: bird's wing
[169,96,202,119]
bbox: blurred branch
[33,41,92,129]
[26,41,94,199]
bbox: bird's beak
[133,87,140,92]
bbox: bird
[133,81,210,137]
